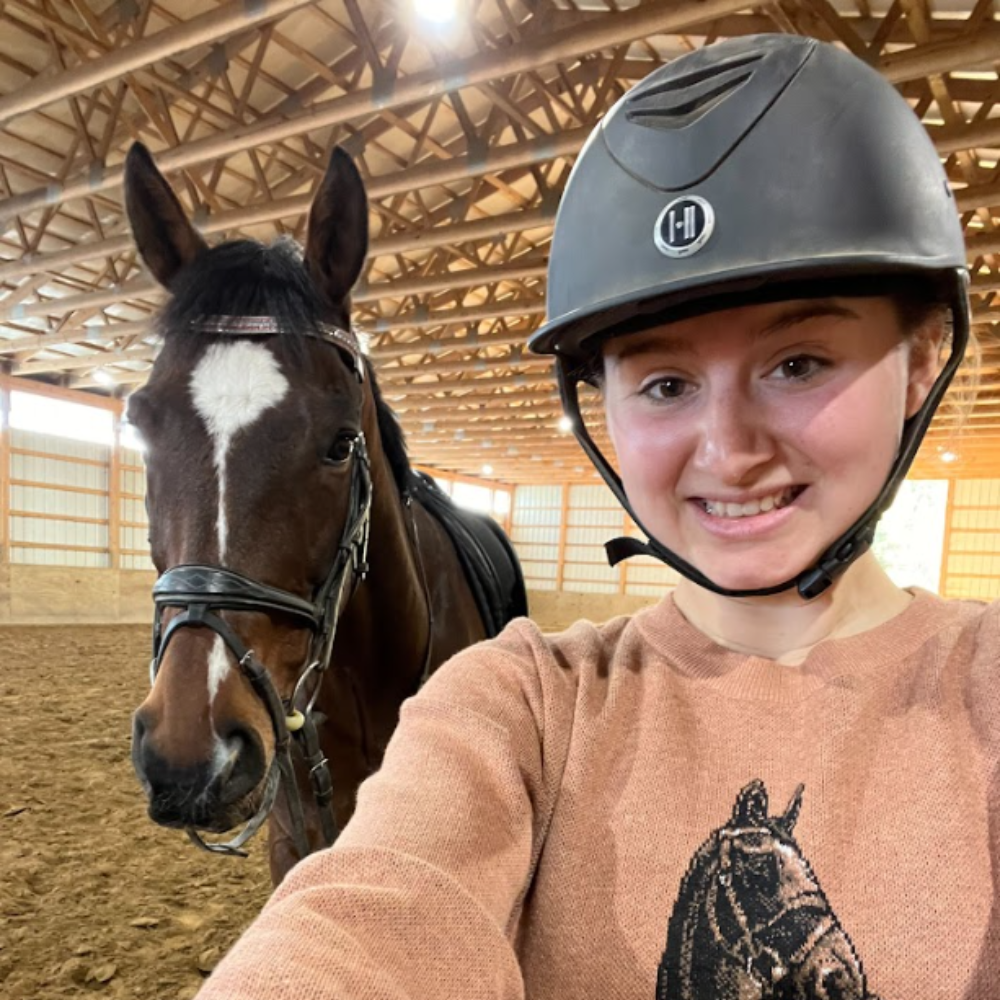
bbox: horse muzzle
[132,713,270,832]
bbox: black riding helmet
[530,34,971,601]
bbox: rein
[147,315,378,859]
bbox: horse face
[126,143,371,835]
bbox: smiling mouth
[698,486,806,519]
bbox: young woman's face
[601,296,941,592]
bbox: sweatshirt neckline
[633,588,956,704]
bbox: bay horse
[657,781,880,1000]
[124,142,526,884]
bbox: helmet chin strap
[555,284,969,602]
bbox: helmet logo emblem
[654,196,715,258]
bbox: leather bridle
[146,316,371,859]
[710,826,834,990]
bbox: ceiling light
[92,368,116,386]
[940,450,958,463]
[414,0,458,24]
[481,464,493,476]
[558,415,573,433]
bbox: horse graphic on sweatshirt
[656,780,879,1000]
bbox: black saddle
[407,471,528,639]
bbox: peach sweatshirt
[197,589,999,1000]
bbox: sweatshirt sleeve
[195,617,577,1000]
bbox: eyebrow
[609,301,862,363]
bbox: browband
[192,314,365,380]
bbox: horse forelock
[157,237,329,351]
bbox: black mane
[158,237,412,494]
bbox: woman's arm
[196,619,575,1000]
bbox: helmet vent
[624,53,763,130]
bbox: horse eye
[325,433,356,465]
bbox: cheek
[798,368,906,459]
[607,412,688,520]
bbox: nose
[132,712,267,828]
[691,388,774,486]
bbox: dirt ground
[0,625,272,1000]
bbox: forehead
[602,295,896,362]
[189,341,290,438]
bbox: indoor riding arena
[1,2,999,998]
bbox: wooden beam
[0,0,752,218]
[109,417,122,569]
[0,201,556,291]
[556,484,569,590]
[0,381,9,565]
[881,24,1000,84]
[0,373,122,411]
[0,253,549,323]
[0,0,314,125]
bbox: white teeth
[702,488,797,518]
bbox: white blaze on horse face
[189,341,289,560]
[207,635,234,775]
[206,635,230,704]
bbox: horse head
[659,781,876,1000]
[125,142,388,858]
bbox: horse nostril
[214,726,266,805]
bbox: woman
[196,35,995,1000]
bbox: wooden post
[0,380,10,566]
[108,404,123,569]
[556,484,569,590]
[939,477,956,598]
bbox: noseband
[146,316,371,859]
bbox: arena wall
[1,380,999,630]
[0,565,652,630]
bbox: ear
[304,146,369,318]
[732,779,768,825]
[905,314,948,418]
[124,142,207,290]
[777,784,804,835]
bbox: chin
[685,551,820,596]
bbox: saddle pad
[408,471,528,639]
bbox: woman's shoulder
[419,602,656,705]
[499,602,656,671]
[909,588,1000,640]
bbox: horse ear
[732,779,768,825]
[123,142,207,290]
[304,146,369,316]
[777,784,805,835]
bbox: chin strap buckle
[796,529,875,600]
